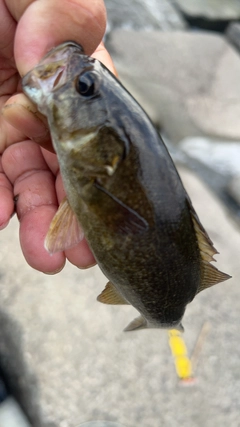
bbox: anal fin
[97,282,129,305]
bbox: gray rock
[0,398,31,427]
[106,30,240,142]
[177,137,240,220]
[173,0,240,20]
[226,22,240,52]
[227,175,240,207]
[105,0,186,33]
[0,167,240,427]
[179,137,240,177]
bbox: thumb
[14,0,106,76]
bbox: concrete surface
[78,423,126,427]
[0,166,239,427]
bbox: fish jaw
[22,41,84,115]
[22,68,53,114]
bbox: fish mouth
[39,41,84,63]
[22,41,84,112]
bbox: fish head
[22,41,127,163]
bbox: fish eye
[76,71,97,97]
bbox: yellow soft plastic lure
[168,329,193,381]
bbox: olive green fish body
[69,128,202,328]
[22,42,230,330]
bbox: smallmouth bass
[22,42,231,331]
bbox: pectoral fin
[94,181,149,234]
[97,282,129,305]
[45,197,84,254]
[124,315,147,332]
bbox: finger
[2,140,66,272]
[2,93,54,151]
[2,141,95,270]
[0,157,14,229]
[65,242,96,269]
[5,0,33,21]
[13,0,107,75]
[0,114,29,152]
[41,149,59,175]
[0,0,16,58]
[92,42,118,76]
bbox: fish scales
[22,42,231,331]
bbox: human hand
[0,0,116,273]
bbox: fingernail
[77,262,96,270]
[44,264,65,275]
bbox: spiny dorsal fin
[45,197,84,254]
[198,261,231,293]
[124,315,147,332]
[191,214,218,263]
[97,282,129,305]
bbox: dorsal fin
[97,282,129,305]
[191,216,218,262]
[187,198,231,292]
[189,201,218,263]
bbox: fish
[22,41,231,331]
